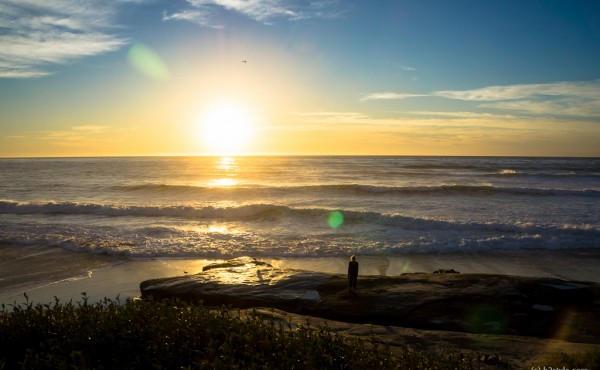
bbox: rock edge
[140,257,600,343]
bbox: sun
[200,102,255,155]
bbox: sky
[1,0,599,157]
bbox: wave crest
[0,200,291,219]
[1,200,599,235]
[1,200,599,258]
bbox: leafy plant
[0,294,491,369]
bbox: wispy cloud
[0,0,137,78]
[285,110,522,131]
[434,81,600,102]
[279,111,552,155]
[35,125,113,147]
[163,0,345,27]
[283,110,587,151]
[162,8,223,28]
[406,111,516,120]
[361,80,600,118]
[360,92,427,102]
[71,125,110,133]
[287,111,370,124]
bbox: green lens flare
[127,43,170,81]
[401,260,411,273]
[328,211,344,229]
[464,306,508,334]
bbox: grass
[0,293,515,369]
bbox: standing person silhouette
[348,255,359,292]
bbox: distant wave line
[113,183,600,197]
[401,163,600,173]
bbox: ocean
[1,156,599,260]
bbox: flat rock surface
[243,307,600,369]
[140,257,600,344]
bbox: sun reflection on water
[209,156,239,187]
[209,178,237,187]
[208,225,228,233]
[216,156,236,171]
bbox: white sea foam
[0,156,598,259]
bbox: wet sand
[2,242,600,306]
[0,243,214,305]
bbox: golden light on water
[209,178,237,187]
[216,156,236,171]
[208,225,228,233]
[208,157,239,187]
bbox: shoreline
[2,243,600,306]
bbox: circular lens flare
[328,211,344,228]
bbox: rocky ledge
[140,257,600,343]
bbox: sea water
[1,156,599,259]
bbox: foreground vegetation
[0,294,486,369]
[0,293,590,369]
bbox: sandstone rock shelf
[140,257,600,344]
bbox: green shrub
[0,294,487,369]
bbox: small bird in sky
[242,60,247,63]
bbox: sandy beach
[3,242,599,306]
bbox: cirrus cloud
[360,92,428,102]
[361,80,600,118]
[163,0,345,27]
[0,0,140,78]
[434,81,600,102]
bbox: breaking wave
[2,200,599,259]
[0,200,289,219]
[2,199,600,229]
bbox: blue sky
[1,0,599,156]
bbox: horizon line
[2,154,599,160]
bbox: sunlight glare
[208,225,228,233]
[200,102,255,155]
